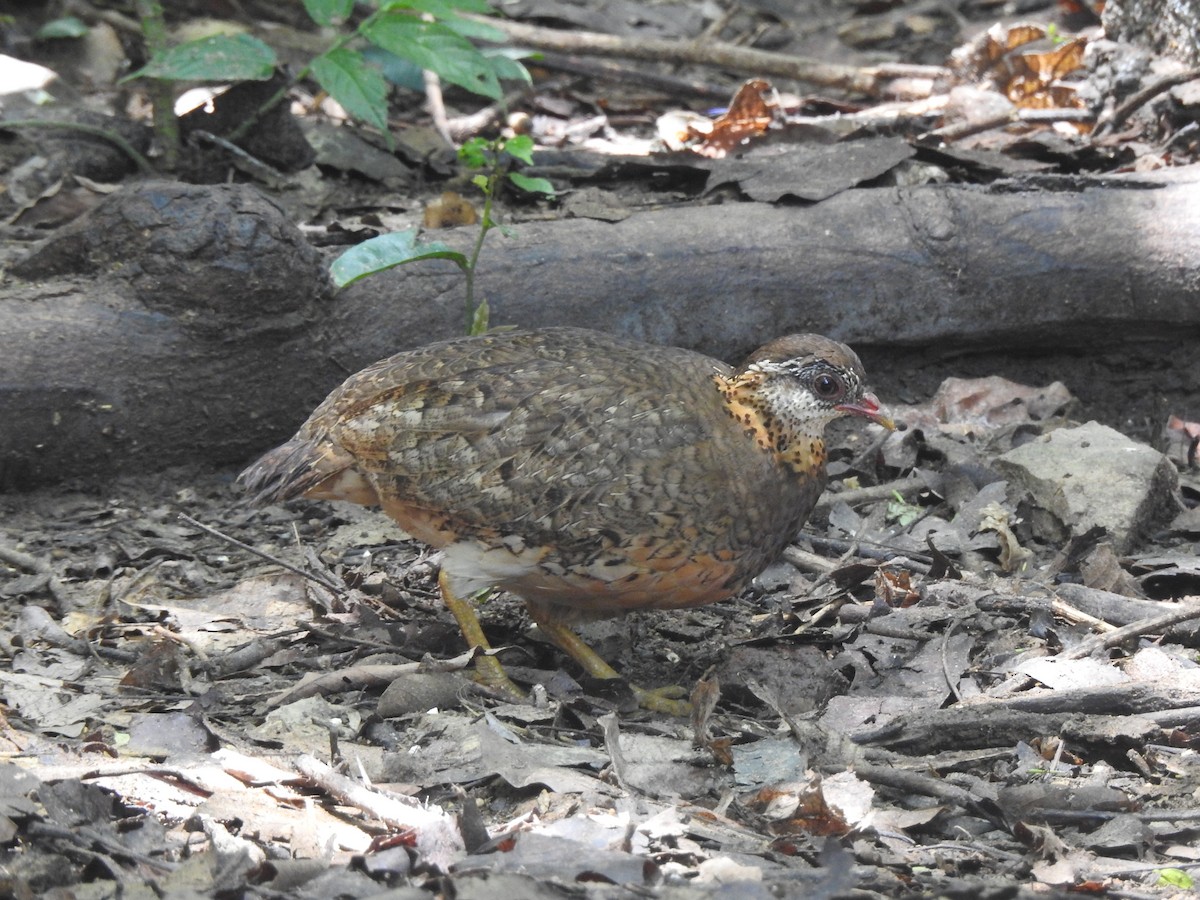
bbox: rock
[1103,0,1200,66]
[994,422,1180,553]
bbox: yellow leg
[527,606,692,717]
[438,570,525,701]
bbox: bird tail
[239,435,379,507]
[239,436,335,504]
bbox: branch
[480,16,948,99]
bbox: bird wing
[327,344,740,542]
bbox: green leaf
[126,34,276,82]
[360,46,425,91]
[458,137,492,169]
[311,48,390,134]
[481,48,534,86]
[885,490,922,527]
[470,173,490,193]
[501,134,535,164]
[36,17,88,39]
[430,14,507,43]
[382,0,506,40]
[1157,869,1194,889]
[362,13,500,99]
[379,0,494,13]
[331,231,467,289]
[303,0,355,27]
[507,172,554,197]
[469,297,490,335]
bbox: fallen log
[3,169,1198,487]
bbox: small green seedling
[331,133,554,335]
[1156,868,1194,890]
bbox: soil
[3,1,1200,898]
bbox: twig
[477,16,948,99]
[177,513,346,595]
[923,106,1096,144]
[271,657,472,707]
[1048,594,1117,632]
[0,544,50,576]
[534,51,730,100]
[1095,67,1200,136]
[424,70,531,146]
[781,544,837,575]
[597,712,630,791]
[815,476,925,512]
[851,763,1009,831]
[18,605,137,662]
[294,753,464,870]
[1062,601,1200,659]
[0,542,70,611]
[189,130,287,186]
[26,822,177,873]
[207,632,304,679]
[0,119,154,173]
[423,69,456,147]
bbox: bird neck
[713,371,828,477]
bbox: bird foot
[631,684,691,717]
[469,653,527,703]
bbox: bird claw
[632,684,692,717]
[469,654,527,703]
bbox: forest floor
[2,1,1200,897]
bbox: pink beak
[836,392,895,431]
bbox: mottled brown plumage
[241,327,892,712]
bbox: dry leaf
[695,79,780,158]
[424,191,477,228]
[951,23,1089,128]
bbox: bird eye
[812,372,845,400]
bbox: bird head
[738,334,895,438]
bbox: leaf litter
[0,370,1198,897]
[4,0,1200,893]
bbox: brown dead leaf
[119,639,185,692]
[423,191,477,228]
[744,771,873,837]
[1167,414,1200,466]
[874,567,919,607]
[9,177,112,229]
[1079,542,1144,597]
[926,374,1070,427]
[951,23,1089,128]
[694,79,780,159]
[977,502,1032,573]
[747,778,848,836]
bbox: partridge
[241,327,892,712]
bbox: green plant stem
[0,120,154,173]
[463,160,503,335]
[132,0,178,169]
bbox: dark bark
[1,181,340,489]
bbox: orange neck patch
[714,372,826,477]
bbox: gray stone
[994,422,1180,553]
[1104,0,1200,66]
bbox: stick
[478,17,948,99]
